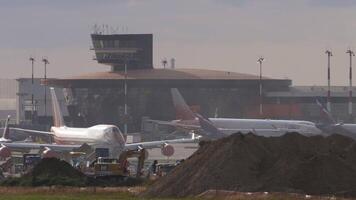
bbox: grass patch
[0,193,199,200]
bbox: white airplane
[150,88,322,138]
[0,115,79,158]
[8,88,198,158]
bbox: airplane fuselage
[209,118,322,136]
[51,125,126,157]
[175,118,322,137]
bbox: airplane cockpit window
[112,127,121,135]
[109,127,125,145]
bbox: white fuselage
[174,117,322,137]
[209,118,322,136]
[338,124,356,133]
[51,125,126,157]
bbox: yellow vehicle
[93,157,128,178]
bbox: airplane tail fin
[316,99,335,124]
[2,115,10,140]
[195,113,223,139]
[171,88,196,120]
[50,88,65,127]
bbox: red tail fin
[171,88,196,120]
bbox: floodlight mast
[124,62,128,135]
[29,57,35,124]
[325,50,332,112]
[257,57,264,117]
[42,58,49,117]
[347,49,355,120]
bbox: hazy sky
[1,0,356,85]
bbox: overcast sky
[1,0,356,85]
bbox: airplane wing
[145,119,176,126]
[9,127,54,135]
[0,141,80,151]
[145,119,201,130]
[124,135,200,151]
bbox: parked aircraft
[150,88,322,138]
[0,115,79,158]
[7,88,198,158]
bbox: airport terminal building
[5,33,355,132]
[43,33,292,131]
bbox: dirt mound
[144,133,356,197]
[2,158,89,186]
[1,158,142,187]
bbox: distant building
[44,33,291,131]
[0,79,16,121]
[265,86,356,122]
[41,33,356,131]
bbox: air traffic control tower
[91,33,153,71]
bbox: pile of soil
[144,132,356,197]
[1,158,142,187]
[2,158,89,186]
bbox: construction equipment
[93,157,129,178]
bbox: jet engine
[42,147,60,159]
[161,144,175,157]
[0,144,11,158]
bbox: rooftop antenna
[93,24,99,34]
[162,58,168,69]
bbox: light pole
[257,57,264,117]
[347,49,355,121]
[325,50,332,112]
[124,62,128,135]
[42,58,49,117]
[29,57,35,124]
